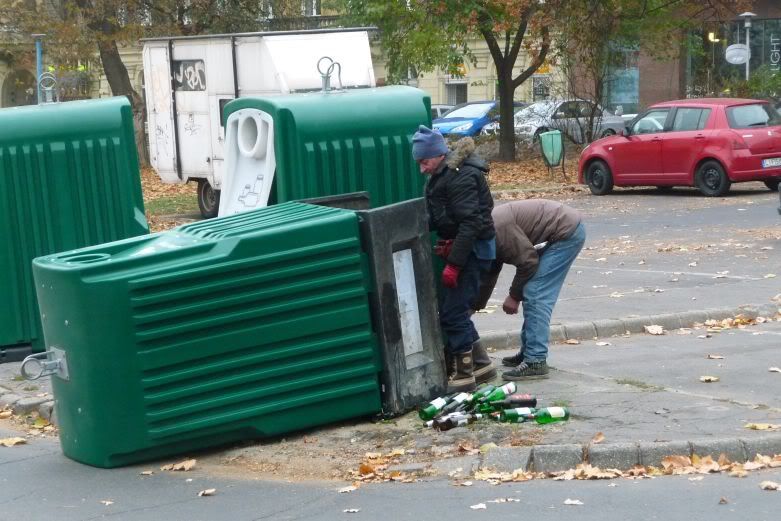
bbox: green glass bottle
[440,392,472,415]
[498,407,535,423]
[464,384,496,410]
[480,382,517,404]
[530,407,570,424]
[419,395,451,420]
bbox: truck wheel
[197,180,220,218]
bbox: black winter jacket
[425,138,495,267]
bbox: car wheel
[599,129,616,139]
[695,160,731,197]
[764,178,780,191]
[197,179,221,218]
[586,160,614,195]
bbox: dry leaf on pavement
[339,486,358,494]
[744,423,781,431]
[0,410,12,419]
[644,325,664,335]
[100,500,114,506]
[469,503,487,510]
[596,341,612,346]
[160,458,196,471]
[564,339,581,345]
[760,481,781,491]
[140,470,154,476]
[719,497,729,504]
[0,437,26,447]
[198,488,216,497]
[769,367,781,373]
[343,508,361,513]
[564,498,584,505]
[699,376,720,383]
[706,354,724,359]
[591,432,605,444]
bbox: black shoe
[502,360,550,381]
[501,352,524,367]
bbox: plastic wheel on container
[197,179,221,218]
[764,178,780,192]
[586,160,613,195]
[695,160,731,197]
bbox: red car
[578,98,781,196]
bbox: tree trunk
[497,64,516,161]
[97,39,149,167]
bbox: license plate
[762,157,781,168]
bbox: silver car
[513,100,626,144]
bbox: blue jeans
[520,222,586,362]
[440,253,492,354]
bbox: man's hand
[502,295,520,315]
[434,239,453,259]
[441,264,461,288]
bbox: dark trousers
[440,254,491,354]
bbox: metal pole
[745,22,750,81]
[32,34,45,104]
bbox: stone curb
[479,303,780,350]
[477,434,781,474]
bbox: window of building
[532,75,550,101]
[446,83,467,106]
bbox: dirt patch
[198,412,548,483]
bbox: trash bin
[539,129,564,167]
[0,97,149,356]
[30,202,382,468]
[217,86,431,217]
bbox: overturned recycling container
[31,202,382,468]
[0,97,149,357]
[217,86,430,217]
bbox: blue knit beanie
[412,125,448,160]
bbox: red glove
[441,264,461,288]
[434,239,454,259]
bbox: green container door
[221,86,430,214]
[33,202,381,468]
[0,97,149,351]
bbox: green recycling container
[0,97,149,352]
[222,86,430,209]
[539,129,564,167]
[32,202,381,468]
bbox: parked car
[578,98,781,196]
[513,100,626,143]
[433,100,525,137]
[431,104,454,120]
[479,103,530,135]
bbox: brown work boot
[471,341,497,384]
[447,349,476,393]
[444,350,456,379]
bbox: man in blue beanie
[413,125,496,392]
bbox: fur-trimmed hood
[445,137,487,172]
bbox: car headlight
[451,123,472,133]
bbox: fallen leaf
[460,481,473,487]
[596,341,612,346]
[140,470,154,476]
[688,476,704,481]
[564,339,581,345]
[706,354,724,360]
[343,508,361,513]
[760,481,781,491]
[0,410,12,419]
[697,334,712,339]
[744,423,781,431]
[470,503,487,510]
[339,486,358,494]
[160,458,196,471]
[0,437,26,447]
[764,274,777,279]
[644,325,664,335]
[198,488,216,497]
[595,257,607,262]
[389,448,406,457]
[564,498,584,505]
[100,500,114,506]
[364,452,382,459]
[609,292,623,298]
[769,367,781,373]
[359,463,375,475]
[699,376,720,383]
[719,497,729,504]
[591,432,605,444]
[688,261,698,267]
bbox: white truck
[141,28,376,217]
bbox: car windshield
[726,103,781,128]
[443,102,494,119]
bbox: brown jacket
[474,200,581,310]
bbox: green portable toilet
[31,202,381,468]
[217,86,430,216]
[0,97,149,357]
